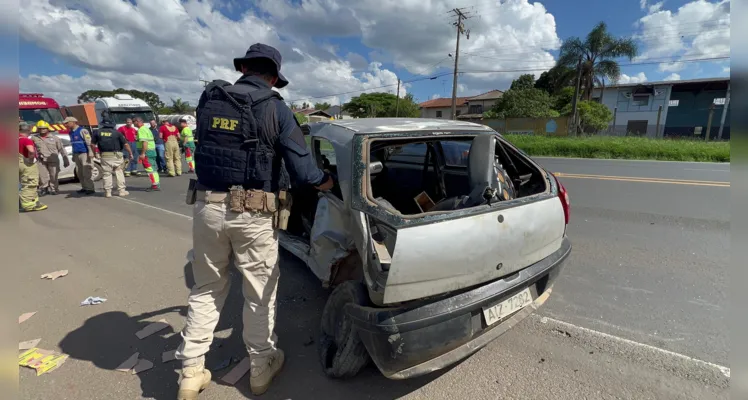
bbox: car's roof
[309,118,493,146]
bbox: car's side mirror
[369,161,384,175]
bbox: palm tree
[558,22,638,100]
[170,98,191,114]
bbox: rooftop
[601,77,729,89]
[418,89,503,108]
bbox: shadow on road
[59,251,441,399]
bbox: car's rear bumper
[346,237,571,379]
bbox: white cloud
[617,72,648,84]
[19,0,562,105]
[636,0,730,66]
[640,0,648,10]
[663,73,681,80]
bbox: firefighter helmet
[35,120,51,130]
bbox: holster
[185,179,198,205]
[277,190,293,231]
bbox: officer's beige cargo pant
[100,152,127,193]
[176,191,280,366]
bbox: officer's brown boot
[250,349,284,396]
[177,363,211,400]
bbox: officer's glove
[63,158,70,168]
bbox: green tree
[510,74,536,90]
[560,100,612,132]
[170,98,192,114]
[77,88,166,110]
[557,22,638,100]
[313,102,331,111]
[489,88,559,119]
[535,65,576,95]
[301,102,311,109]
[342,92,420,118]
[552,87,578,113]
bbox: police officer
[63,116,96,195]
[91,112,132,198]
[175,43,333,399]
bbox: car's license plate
[482,288,533,326]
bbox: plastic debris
[40,270,69,280]
[221,357,250,385]
[19,348,69,376]
[80,297,107,306]
[116,353,139,372]
[19,339,41,351]
[162,350,177,363]
[18,312,36,324]
[135,319,170,339]
[132,359,154,374]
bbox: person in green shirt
[135,117,160,191]
[180,119,196,173]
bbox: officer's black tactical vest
[195,80,285,192]
[96,126,121,152]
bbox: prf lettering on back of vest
[101,132,112,137]
[212,117,239,131]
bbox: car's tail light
[553,174,570,225]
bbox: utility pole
[570,57,583,136]
[395,78,400,117]
[718,82,730,140]
[449,8,472,120]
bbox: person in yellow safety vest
[180,119,196,173]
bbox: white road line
[114,197,193,220]
[536,315,730,378]
[113,194,731,380]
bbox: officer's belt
[100,151,122,156]
[196,190,229,203]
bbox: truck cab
[94,94,156,129]
[19,93,68,133]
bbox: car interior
[368,134,547,215]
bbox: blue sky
[19,0,730,106]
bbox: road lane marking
[115,197,193,220]
[554,172,730,187]
[536,315,730,378]
[116,191,731,380]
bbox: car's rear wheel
[74,163,104,182]
[318,281,371,379]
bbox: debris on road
[40,270,69,280]
[221,356,250,385]
[19,339,41,351]
[18,348,69,376]
[80,296,107,306]
[162,350,177,363]
[19,312,36,324]
[132,359,154,374]
[116,353,139,372]
[135,319,170,339]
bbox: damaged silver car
[280,118,571,380]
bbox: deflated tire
[318,281,370,379]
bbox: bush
[503,134,730,162]
[558,100,612,132]
[490,88,559,119]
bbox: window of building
[713,98,726,105]
[435,110,443,118]
[469,104,483,114]
[668,99,679,107]
[626,120,648,136]
[632,95,649,106]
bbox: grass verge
[503,134,730,162]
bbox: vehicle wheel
[91,163,103,182]
[318,281,370,379]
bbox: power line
[284,55,729,104]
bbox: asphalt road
[17,158,729,400]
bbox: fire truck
[19,93,68,133]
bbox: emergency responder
[160,120,182,176]
[179,119,195,173]
[92,112,132,198]
[175,43,333,399]
[63,117,96,195]
[32,120,70,195]
[151,119,167,173]
[134,117,161,191]
[19,122,47,212]
[118,118,140,177]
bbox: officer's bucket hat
[233,43,289,89]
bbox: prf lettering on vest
[101,132,112,137]
[212,117,239,131]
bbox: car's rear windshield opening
[367,135,547,216]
